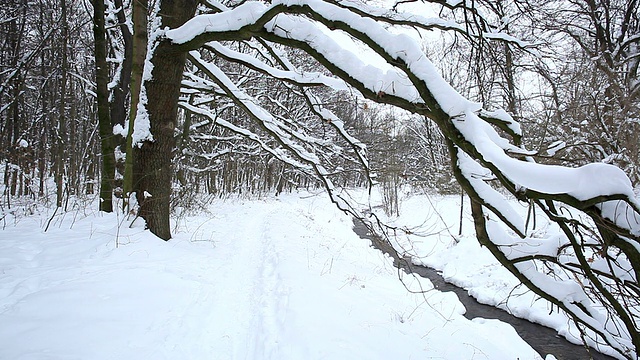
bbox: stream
[352,219,614,360]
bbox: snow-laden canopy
[166,0,639,212]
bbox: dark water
[352,219,615,360]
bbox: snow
[166,0,452,105]
[131,1,163,146]
[454,109,640,205]
[166,2,268,44]
[546,140,566,156]
[456,148,526,234]
[482,32,534,51]
[0,192,543,360]
[113,123,127,137]
[480,108,522,136]
[205,42,349,90]
[384,191,628,359]
[269,0,481,114]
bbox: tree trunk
[109,0,133,131]
[91,0,115,212]
[134,0,198,240]
[122,0,147,209]
[55,0,68,208]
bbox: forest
[1,0,639,358]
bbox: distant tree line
[2,0,637,214]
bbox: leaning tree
[124,0,640,357]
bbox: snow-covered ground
[0,191,547,359]
[381,190,622,358]
[386,192,572,329]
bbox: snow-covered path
[0,193,543,359]
[209,203,289,359]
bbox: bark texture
[91,0,115,212]
[134,0,198,240]
[123,0,147,207]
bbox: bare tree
[529,0,640,183]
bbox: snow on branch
[167,0,639,213]
[248,38,372,183]
[203,42,349,90]
[179,98,312,172]
[185,50,361,211]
